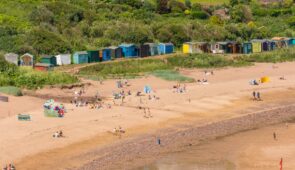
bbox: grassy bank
[0,58,79,89]
[79,59,173,79]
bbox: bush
[286,16,295,27]
[191,11,209,19]
[0,86,23,96]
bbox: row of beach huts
[4,43,174,71]
[4,37,295,71]
[183,37,295,54]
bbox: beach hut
[4,53,19,65]
[55,54,71,66]
[34,63,54,71]
[182,42,190,54]
[251,39,263,53]
[99,48,112,61]
[119,44,138,58]
[87,50,100,63]
[20,53,34,66]
[40,55,57,66]
[252,39,273,52]
[242,42,252,54]
[271,37,290,48]
[183,42,210,54]
[109,46,123,59]
[227,41,242,54]
[139,44,150,57]
[73,51,89,64]
[145,43,159,56]
[211,42,228,54]
[158,43,174,55]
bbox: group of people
[116,79,129,88]
[2,164,15,170]
[112,126,125,136]
[173,84,187,93]
[252,91,262,101]
[53,130,64,138]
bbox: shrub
[191,11,209,19]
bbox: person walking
[252,91,256,100]
[257,92,261,101]
[273,132,277,140]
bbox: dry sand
[0,62,295,169]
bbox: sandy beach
[1,62,295,170]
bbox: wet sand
[141,122,295,170]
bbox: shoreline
[74,103,295,170]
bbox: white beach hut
[4,53,19,65]
[55,54,71,66]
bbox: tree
[230,5,253,23]
[209,16,224,25]
[229,0,239,6]
[286,16,295,27]
[157,0,170,14]
[185,0,192,8]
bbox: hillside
[0,0,294,56]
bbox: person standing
[257,92,261,101]
[280,157,283,170]
[273,132,277,140]
[252,91,256,100]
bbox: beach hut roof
[216,41,229,45]
[108,46,120,49]
[119,43,135,47]
[41,55,55,58]
[251,39,269,42]
[4,53,18,58]
[21,53,34,58]
[159,42,173,45]
[56,54,71,57]
[75,51,88,55]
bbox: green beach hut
[40,55,57,66]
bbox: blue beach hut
[158,43,174,55]
[73,51,89,64]
[119,44,138,58]
[242,42,252,54]
[100,48,112,61]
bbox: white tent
[55,54,71,66]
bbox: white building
[55,54,71,66]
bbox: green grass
[0,86,22,96]
[245,47,295,63]
[79,58,173,78]
[0,67,79,89]
[151,70,195,82]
